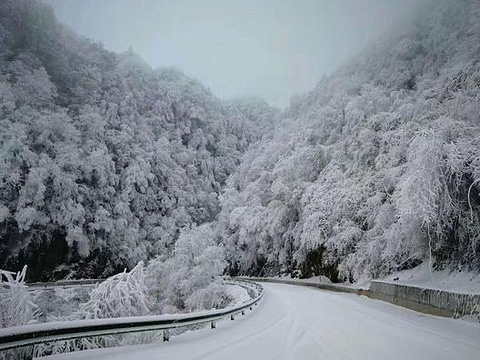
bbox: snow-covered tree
[77,262,151,319]
[0,265,38,328]
[146,224,228,313]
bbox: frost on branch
[0,265,38,328]
[78,262,151,319]
[146,224,229,313]
[35,263,153,356]
[0,266,38,360]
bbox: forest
[0,0,276,280]
[1,0,480,287]
[217,0,480,281]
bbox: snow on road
[46,283,480,360]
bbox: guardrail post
[211,321,216,329]
[163,329,170,342]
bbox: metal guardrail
[25,279,104,290]
[0,280,263,351]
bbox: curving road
[47,283,480,360]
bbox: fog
[46,0,425,107]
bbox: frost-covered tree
[0,265,38,328]
[146,224,228,313]
[77,262,151,319]
[0,266,39,360]
[34,263,153,357]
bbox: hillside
[1,0,479,285]
[216,0,480,281]
[0,0,277,280]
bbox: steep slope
[0,0,277,280]
[217,0,480,281]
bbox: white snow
[42,282,480,360]
[0,283,259,339]
[378,263,480,295]
[271,275,334,284]
[225,284,252,306]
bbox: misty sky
[46,0,424,107]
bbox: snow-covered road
[47,283,480,360]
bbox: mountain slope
[217,0,480,281]
[0,0,277,280]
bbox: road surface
[47,282,480,360]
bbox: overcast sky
[46,0,424,107]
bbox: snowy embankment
[225,284,251,306]
[43,282,480,360]
[379,263,480,295]
[247,263,480,296]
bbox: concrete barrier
[369,281,480,319]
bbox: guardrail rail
[0,280,263,352]
[25,279,104,291]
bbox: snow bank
[225,284,252,307]
[379,263,480,295]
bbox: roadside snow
[225,284,251,306]
[379,263,480,295]
[282,275,333,284]
[33,286,91,322]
